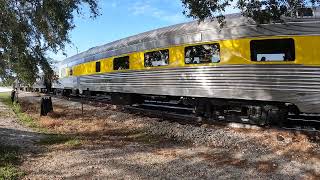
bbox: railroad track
[284,115,320,132]
[126,103,320,133]
[43,93,320,134]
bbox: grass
[0,92,47,132]
[0,93,26,179]
[37,134,82,148]
[64,139,82,147]
[0,145,24,180]
[0,93,82,178]
[0,92,82,148]
[129,132,163,144]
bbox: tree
[181,0,320,24]
[0,0,99,86]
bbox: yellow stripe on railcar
[68,35,320,77]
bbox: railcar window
[96,61,101,72]
[185,43,220,64]
[113,56,129,70]
[60,68,66,78]
[144,49,169,67]
[298,8,313,17]
[250,38,295,62]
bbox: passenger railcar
[53,12,320,125]
[18,75,47,92]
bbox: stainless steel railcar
[53,12,320,124]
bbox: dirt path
[0,101,43,152]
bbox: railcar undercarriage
[144,95,298,126]
[76,91,301,127]
[24,86,319,131]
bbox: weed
[0,145,24,179]
[0,92,47,133]
[38,134,82,148]
[0,92,12,106]
[37,134,70,145]
[0,165,24,180]
[65,139,82,147]
[0,146,20,167]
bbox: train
[42,11,320,125]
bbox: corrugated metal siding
[77,64,320,113]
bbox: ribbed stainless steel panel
[74,64,320,113]
[53,76,79,90]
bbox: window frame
[250,38,296,62]
[144,49,170,67]
[184,43,221,65]
[113,56,130,71]
[60,68,66,78]
[95,61,101,72]
[69,68,73,76]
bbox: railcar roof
[60,13,320,67]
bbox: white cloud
[129,1,187,24]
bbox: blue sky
[48,0,238,62]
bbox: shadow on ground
[12,93,320,179]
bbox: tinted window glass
[185,43,220,64]
[250,39,295,62]
[113,56,129,70]
[96,61,101,72]
[144,49,169,67]
[298,8,313,17]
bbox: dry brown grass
[39,117,64,129]
[154,149,179,158]
[18,98,110,134]
[254,130,320,163]
[255,161,278,173]
[304,170,320,180]
[47,111,64,119]
[231,126,320,165]
[20,100,39,114]
[198,152,249,169]
[198,152,280,173]
[17,96,170,149]
[18,95,320,168]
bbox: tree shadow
[14,93,320,179]
[0,127,44,152]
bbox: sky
[48,0,238,62]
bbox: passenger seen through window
[144,49,169,67]
[251,38,295,62]
[113,56,129,70]
[185,43,220,64]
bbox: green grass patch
[38,134,82,148]
[64,139,82,147]
[0,165,24,180]
[0,145,20,166]
[129,132,163,145]
[0,92,12,106]
[0,92,47,133]
[0,145,24,180]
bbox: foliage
[181,0,320,24]
[0,0,99,86]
